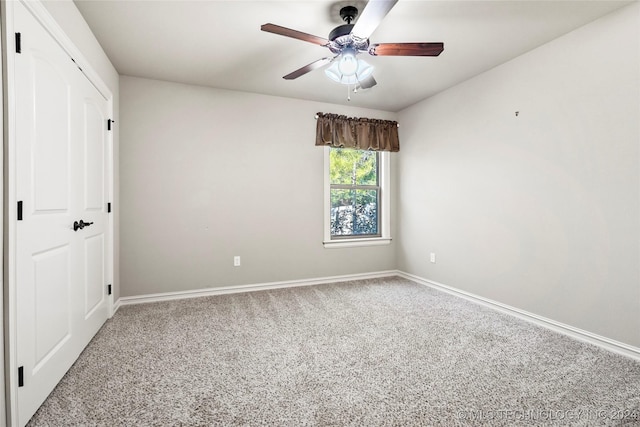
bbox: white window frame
[323,147,391,248]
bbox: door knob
[73,220,94,231]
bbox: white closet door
[77,64,110,346]
[13,3,109,425]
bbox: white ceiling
[73,0,632,112]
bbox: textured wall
[119,76,398,297]
[397,3,640,347]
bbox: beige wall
[119,76,398,297]
[397,3,640,347]
[42,0,121,301]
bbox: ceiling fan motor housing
[327,6,370,54]
[329,24,354,42]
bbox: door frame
[2,1,115,425]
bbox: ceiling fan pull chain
[347,84,351,101]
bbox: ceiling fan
[261,0,444,91]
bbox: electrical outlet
[430,253,436,263]
[233,256,241,267]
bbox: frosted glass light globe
[338,48,358,76]
[356,60,374,81]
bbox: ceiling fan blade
[261,23,329,46]
[358,75,377,90]
[283,57,333,80]
[351,0,399,40]
[369,42,444,56]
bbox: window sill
[323,237,392,249]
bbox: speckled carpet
[28,277,640,426]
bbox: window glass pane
[330,189,379,236]
[330,148,378,186]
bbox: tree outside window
[329,148,380,238]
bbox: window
[324,147,391,248]
[330,148,380,237]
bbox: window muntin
[329,148,381,239]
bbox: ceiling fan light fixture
[325,57,375,86]
[337,48,358,76]
[324,62,358,85]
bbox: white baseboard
[397,271,640,362]
[112,298,122,314]
[116,270,399,308]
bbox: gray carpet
[28,277,640,426]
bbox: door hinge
[15,33,21,54]
[107,284,112,295]
[17,201,23,221]
[18,366,24,387]
[70,57,82,72]
[107,202,111,213]
[107,119,114,131]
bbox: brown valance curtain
[315,112,400,152]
